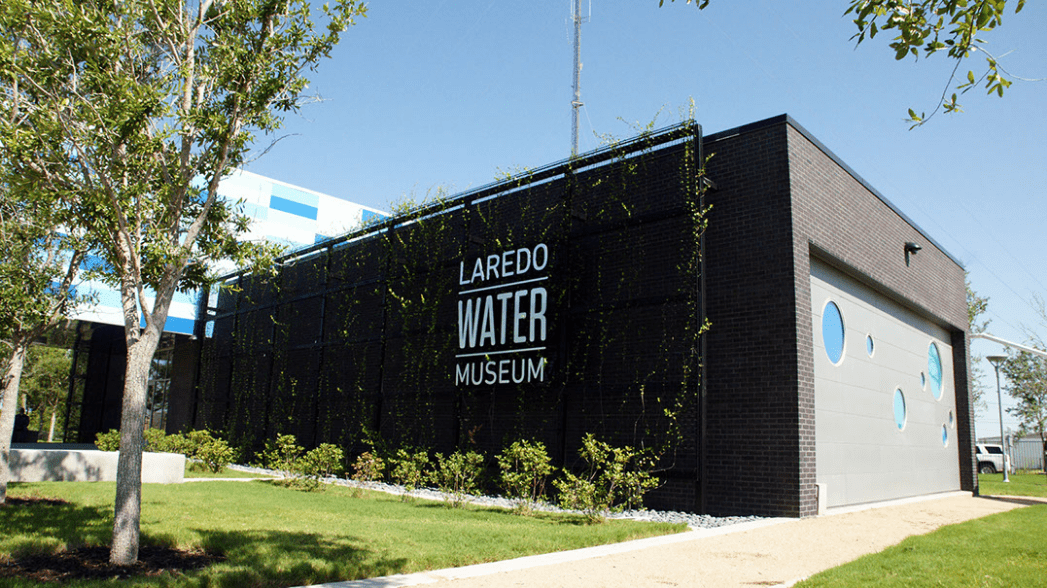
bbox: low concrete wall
[8,449,185,484]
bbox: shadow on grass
[979,495,1047,507]
[1,497,408,587]
[0,496,112,554]
[196,529,409,588]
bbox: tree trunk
[48,410,56,443]
[0,339,29,504]
[109,327,161,566]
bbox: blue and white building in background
[57,170,387,439]
[72,169,388,335]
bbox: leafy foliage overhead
[845,0,1026,125]
[659,0,1032,126]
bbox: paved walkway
[297,492,1045,588]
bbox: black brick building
[77,114,974,517]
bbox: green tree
[967,274,990,415]
[660,0,1031,126]
[1001,350,1047,470]
[0,0,365,565]
[1001,295,1047,471]
[0,157,87,502]
[20,345,72,443]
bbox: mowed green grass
[795,505,1047,587]
[182,463,278,479]
[796,473,1047,588]
[978,471,1047,498]
[1,480,684,587]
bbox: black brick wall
[191,129,706,511]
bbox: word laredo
[459,242,549,285]
[456,243,549,386]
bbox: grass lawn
[1,480,684,587]
[795,473,1047,588]
[795,505,1047,587]
[978,471,1047,498]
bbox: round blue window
[893,389,907,430]
[866,335,875,357]
[822,301,845,364]
[928,343,943,400]
[942,425,949,447]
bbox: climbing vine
[196,119,710,505]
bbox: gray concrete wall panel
[811,258,960,507]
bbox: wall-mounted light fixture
[904,241,922,266]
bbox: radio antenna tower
[571,0,589,157]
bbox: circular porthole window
[921,372,926,389]
[822,301,845,364]
[866,335,875,357]
[893,389,907,431]
[928,343,944,400]
[949,410,955,428]
[942,425,949,447]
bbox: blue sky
[244,1,1046,439]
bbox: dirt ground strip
[350,493,1045,588]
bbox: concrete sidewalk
[298,492,1044,588]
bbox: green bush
[184,430,217,455]
[161,432,194,456]
[497,439,555,513]
[94,429,120,451]
[196,436,236,473]
[262,434,304,473]
[553,433,659,523]
[292,444,345,491]
[143,427,168,452]
[432,450,485,508]
[255,434,347,491]
[351,451,385,482]
[390,449,430,499]
[93,428,234,473]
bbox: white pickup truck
[976,444,1007,474]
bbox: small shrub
[351,451,385,482]
[497,439,555,513]
[143,428,168,452]
[94,430,120,452]
[432,450,485,508]
[195,435,236,473]
[161,432,194,456]
[293,444,345,491]
[262,434,304,473]
[390,449,430,499]
[184,430,219,457]
[553,433,659,523]
[94,427,234,473]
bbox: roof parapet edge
[705,114,964,269]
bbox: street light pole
[987,355,1010,483]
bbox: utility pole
[987,355,1011,482]
[571,0,587,157]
